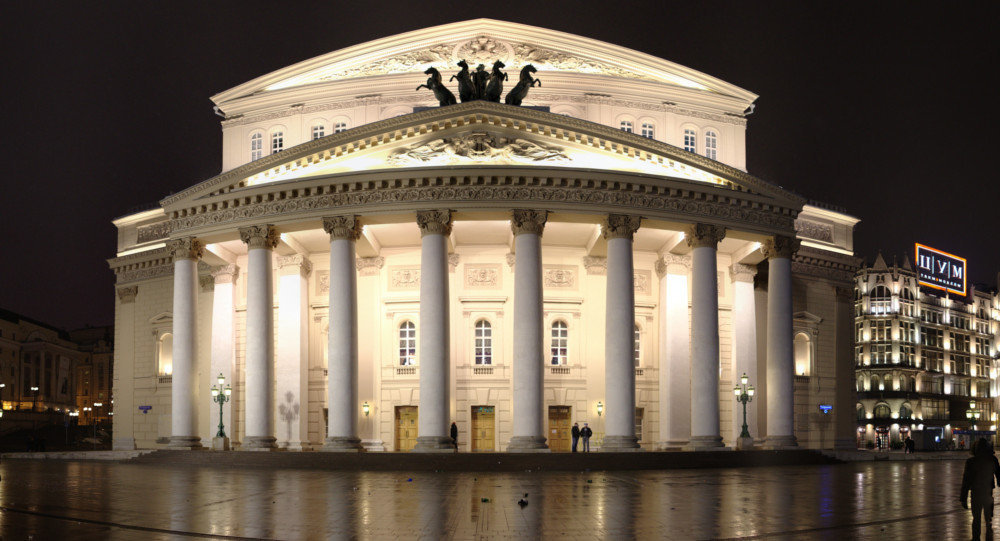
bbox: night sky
[2,2,998,330]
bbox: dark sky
[2,1,998,330]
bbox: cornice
[792,246,863,284]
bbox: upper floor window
[271,131,284,154]
[311,125,325,140]
[250,133,263,161]
[620,121,633,133]
[474,320,492,365]
[399,321,416,366]
[704,130,718,160]
[334,122,348,133]
[634,324,641,367]
[683,129,697,153]
[640,123,654,138]
[793,332,811,376]
[550,321,568,365]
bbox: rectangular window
[683,129,696,152]
[311,125,325,140]
[334,122,348,133]
[550,322,568,365]
[620,121,633,133]
[271,132,284,154]
[640,123,654,138]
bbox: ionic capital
[117,286,138,303]
[211,264,240,284]
[603,214,642,240]
[166,237,203,261]
[761,235,800,260]
[277,255,313,277]
[685,223,726,249]
[730,263,757,283]
[655,254,690,278]
[511,209,548,236]
[416,210,453,237]
[322,215,361,241]
[238,224,279,250]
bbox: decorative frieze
[583,256,607,275]
[543,265,577,289]
[212,264,239,284]
[166,237,203,261]
[762,235,800,260]
[389,267,421,290]
[794,219,834,243]
[634,270,652,295]
[465,264,501,289]
[511,209,548,236]
[322,215,361,240]
[317,271,330,294]
[416,210,453,237]
[356,256,385,276]
[238,225,279,250]
[603,214,642,240]
[685,223,726,249]
[792,246,861,284]
[137,221,171,244]
[117,286,138,303]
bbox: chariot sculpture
[418,59,541,107]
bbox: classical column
[603,214,642,451]
[413,210,454,452]
[763,235,800,448]
[686,223,726,450]
[166,237,203,449]
[276,255,312,451]
[210,264,239,448]
[730,263,758,448]
[323,215,363,452]
[656,255,691,449]
[508,209,549,452]
[239,224,279,450]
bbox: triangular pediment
[211,19,756,106]
[162,102,802,211]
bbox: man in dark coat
[961,438,1000,539]
[580,423,593,452]
[571,422,581,453]
[450,422,458,450]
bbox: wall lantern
[362,401,370,417]
[596,401,603,417]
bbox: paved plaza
[0,458,986,539]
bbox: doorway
[471,405,495,451]
[395,406,418,451]
[548,406,571,452]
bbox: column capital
[583,256,607,275]
[448,253,461,273]
[211,264,240,284]
[355,256,385,276]
[323,215,361,240]
[166,237,203,261]
[761,235,801,259]
[239,225,279,250]
[685,223,726,249]
[416,210,453,237]
[603,214,642,240]
[277,255,313,277]
[511,209,548,236]
[505,252,516,269]
[117,285,138,303]
[655,254,690,278]
[730,263,757,283]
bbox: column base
[683,435,725,451]
[601,435,641,452]
[507,435,549,452]
[167,436,204,450]
[279,442,314,452]
[321,437,363,452]
[763,435,798,449]
[361,439,386,452]
[112,437,136,451]
[241,436,280,451]
[212,437,230,451]
[412,436,457,453]
[657,440,688,451]
[736,436,755,450]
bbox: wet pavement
[0,458,987,539]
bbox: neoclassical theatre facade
[109,20,860,452]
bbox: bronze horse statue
[504,64,541,106]
[484,60,507,102]
[473,64,489,101]
[416,67,457,106]
[450,60,477,102]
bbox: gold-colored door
[395,406,418,451]
[471,406,495,451]
[548,406,571,452]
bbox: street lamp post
[30,386,39,412]
[83,406,93,449]
[210,373,232,450]
[734,372,756,450]
[967,401,982,431]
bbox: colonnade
[164,212,799,451]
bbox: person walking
[450,422,458,450]
[571,422,581,453]
[580,423,593,452]
[961,438,1000,539]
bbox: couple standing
[571,422,592,452]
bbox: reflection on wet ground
[0,459,984,539]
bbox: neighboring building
[68,326,114,426]
[107,19,860,452]
[855,254,1000,449]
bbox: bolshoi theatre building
[108,19,862,452]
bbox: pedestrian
[571,422,580,453]
[450,421,458,450]
[961,438,1000,539]
[905,436,914,454]
[580,423,593,452]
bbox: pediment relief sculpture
[387,132,569,166]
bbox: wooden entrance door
[548,406,571,452]
[395,406,418,451]
[471,405,495,451]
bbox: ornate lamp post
[82,406,93,449]
[210,373,232,450]
[734,373,755,450]
[967,401,982,431]
[30,386,39,412]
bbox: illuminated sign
[915,243,967,296]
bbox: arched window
[794,332,811,376]
[157,333,173,376]
[683,129,697,153]
[633,324,641,367]
[899,403,912,419]
[910,376,917,392]
[640,123,655,138]
[901,288,915,301]
[474,320,492,365]
[270,131,284,154]
[311,124,325,140]
[857,403,866,422]
[620,120,633,133]
[871,286,892,299]
[871,375,880,391]
[874,403,891,419]
[399,322,416,366]
[334,122,348,133]
[550,321,568,365]
[704,130,718,160]
[250,132,263,161]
